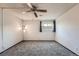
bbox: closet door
[0,8,3,53]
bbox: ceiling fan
[26,3,47,18]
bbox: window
[40,20,56,32]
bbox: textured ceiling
[0,3,76,20]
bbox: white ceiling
[0,3,76,20]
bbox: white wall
[56,4,79,55]
[0,8,3,52]
[3,9,23,50]
[23,20,55,40]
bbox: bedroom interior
[0,3,79,56]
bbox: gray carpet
[0,41,76,56]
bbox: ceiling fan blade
[36,9,47,12]
[31,4,37,9]
[34,12,38,17]
[27,3,33,8]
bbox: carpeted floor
[0,41,77,56]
